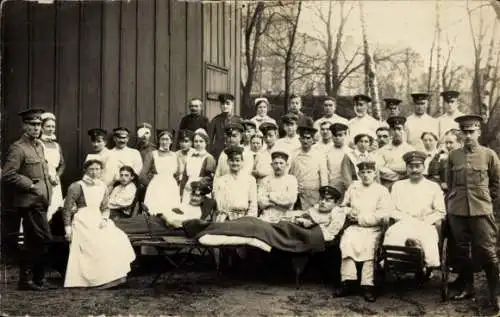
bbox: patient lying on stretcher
[114,180,216,235]
[293,185,346,242]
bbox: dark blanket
[114,214,185,238]
[193,217,325,253]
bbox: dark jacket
[2,135,52,208]
[208,113,241,159]
[446,145,500,216]
[179,114,209,133]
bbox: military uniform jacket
[2,135,52,208]
[446,145,500,216]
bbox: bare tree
[359,1,381,120]
[441,36,465,91]
[435,0,444,115]
[467,0,500,144]
[241,2,278,111]
[263,1,303,111]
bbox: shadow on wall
[243,95,356,121]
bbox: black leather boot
[362,285,377,302]
[451,267,475,301]
[483,263,500,316]
[334,280,357,297]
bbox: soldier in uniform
[2,108,56,290]
[208,93,241,160]
[384,98,402,118]
[446,114,500,314]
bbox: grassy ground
[1,253,497,317]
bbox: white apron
[64,181,136,288]
[340,225,382,262]
[42,142,64,222]
[181,152,206,203]
[144,151,181,216]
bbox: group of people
[3,89,500,313]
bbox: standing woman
[141,130,181,216]
[40,112,65,222]
[179,129,216,202]
[63,158,135,288]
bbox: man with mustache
[383,150,445,271]
[109,127,143,184]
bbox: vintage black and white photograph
[1,0,500,315]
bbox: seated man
[258,150,298,223]
[383,151,445,269]
[336,161,393,302]
[293,185,346,242]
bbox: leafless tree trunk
[359,1,381,120]
[282,2,302,111]
[241,2,277,111]
[427,32,436,99]
[435,0,443,115]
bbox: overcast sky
[299,0,498,69]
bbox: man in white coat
[335,161,393,302]
[383,150,446,269]
[347,94,381,148]
[405,93,439,150]
[108,127,143,183]
[437,90,464,140]
[258,150,298,223]
[375,116,415,190]
[313,96,348,141]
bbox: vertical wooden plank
[2,1,30,152]
[210,4,217,65]
[234,6,241,114]
[79,1,102,159]
[137,0,155,127]
[30,3,56,111]
[227,4,233,99]
[155,0,170,129]
[169,1,186,130]
[119,0,137,130]
[218,3,224,67]
[186,2,203,105]
[55,2,80,189]
[101,1,121,131]
[202,3,210,64]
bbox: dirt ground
[1,253,498,317]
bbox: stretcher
[127,214,332,288]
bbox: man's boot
[334,280,357,298]
[17,266,43,291]
[483,263,499,316]
[362,285,377,302]
[451,270,475,300]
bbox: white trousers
[341,258,374,286]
